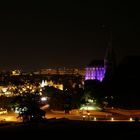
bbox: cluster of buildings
[0,80,64,97]
[40,80,63,91]
[39,68,85,76]
[5,68,85,77]
[0,83,40,97]
[0,46,115,97]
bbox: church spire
[104,29,116,80]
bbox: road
[0,109,140,123]
[45,110,139,122]
[46,113,82,120]
[0,113,21,122]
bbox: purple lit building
[85,60,106,82]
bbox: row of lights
[83,115,96,121]
[111,117,134,122]
[110,117,134,122]
[82,116,134,122]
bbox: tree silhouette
[17,93,45,122]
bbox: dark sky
[0,1,140,71]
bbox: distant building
[85,60,106,81]
[85,46,116,82]
[0,86,13,97]
[11,70,21,76]
[40,80,63,91]
[40,69,57,75]
[40,68,85,76]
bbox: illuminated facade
[85,60,106,81]
[85,46,116,82]
[11,70,21,76]
[40,80,63,91]
[40,68,85,76]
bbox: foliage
[17,93,46,122]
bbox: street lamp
[41,97,47,102]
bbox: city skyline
[0,2,140,71]
[0,2,140,137]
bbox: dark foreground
[0,119,140,139]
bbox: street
[0,108,140,123]
[0,113,20,122]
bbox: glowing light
[85,66,106,81]
[0,109,7,115]
[41,97,47,101]
[111,117,114,121]
[88,99,94,103]
[1,88,8,93]
[87,113,90,116]
[4,91,12,95]
[31,89,35,93]
[22,88,26,91]
[129,118,133,122]
[40,104,50,110]
[39,92,42,95]
[94,117,97,121]
[15,107,27,114]
[40,80,63,90]
[15,108,20,113]
[40,80,47,88]
[54,84,63,91]
[12,70,21,76]
[80,105,101,111]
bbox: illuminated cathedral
[85,47,116,82]
[85,60,106,81]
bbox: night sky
[0,1,140,71]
